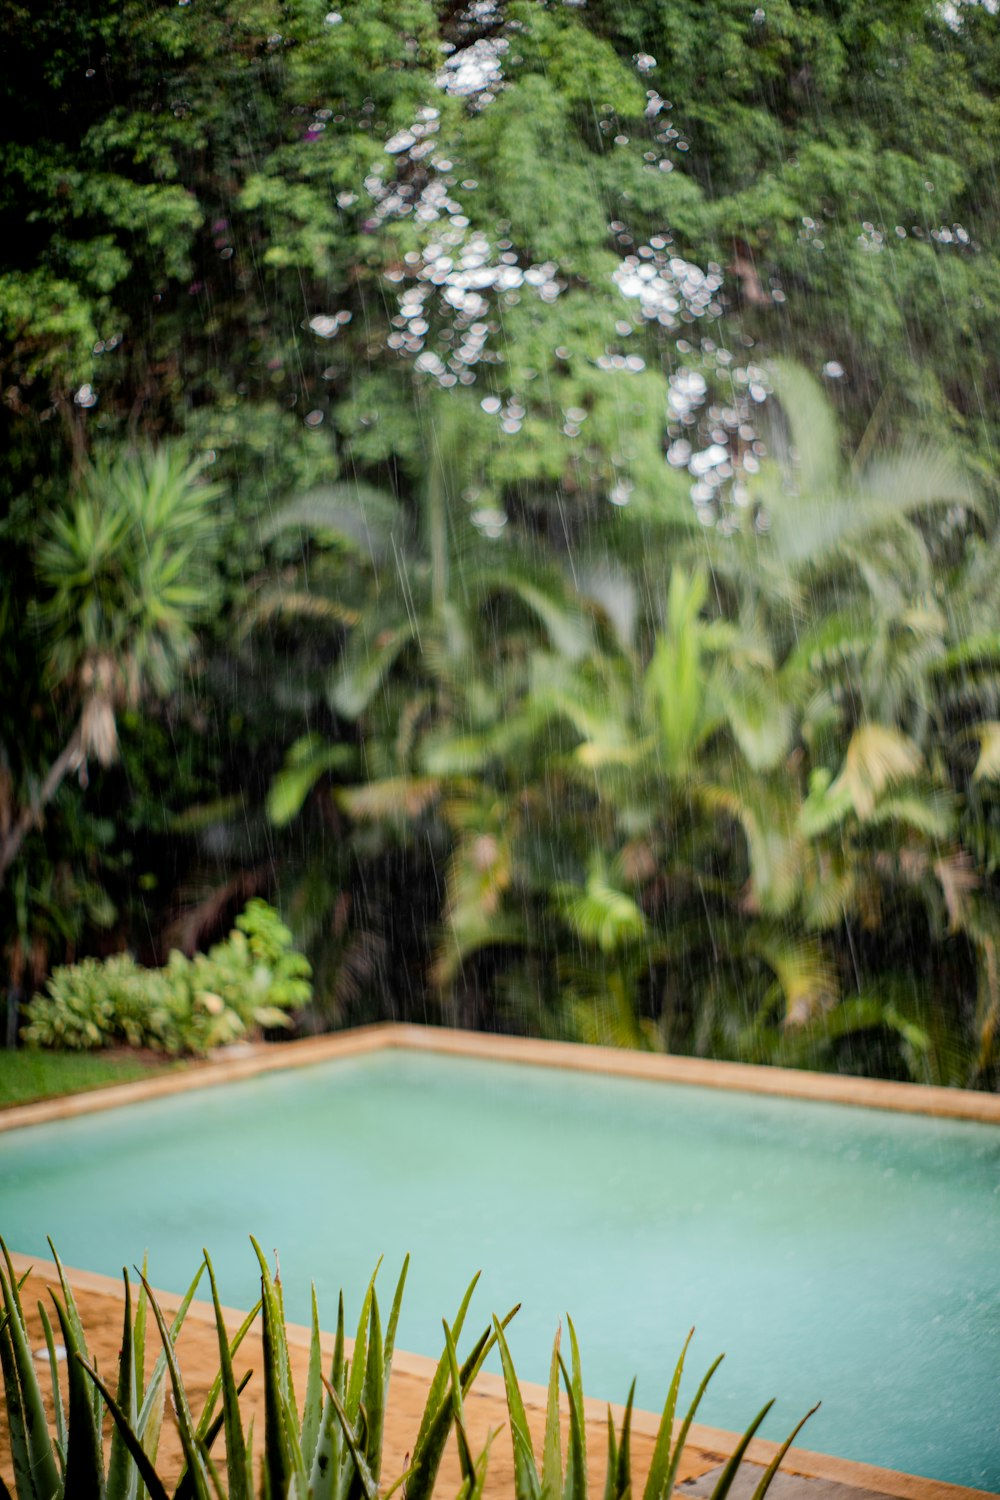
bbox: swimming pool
[2,1040,998,1488]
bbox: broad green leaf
[972,722,1000,783]
[267,737,356,826]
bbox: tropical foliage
[23,902,311,1055]
[1,0,999,1089]
[0,1237,814,1500]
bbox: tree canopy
[2,0,999,1085]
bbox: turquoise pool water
[2,1050,998,1489]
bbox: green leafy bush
[21,900,311,1056]
[0,1236,815,1500]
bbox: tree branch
[0,726,84,891]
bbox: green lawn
[0,1049,183,1108]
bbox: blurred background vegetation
[2,0,1000,1087]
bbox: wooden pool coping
[3,1021,1000,1133]
[3,1024,998,1499]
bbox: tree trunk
[0,726,84,891]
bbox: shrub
[22,900,312,1056]
[0,1236,816,1500]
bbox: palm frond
[696,778,803,916]
[831,724,923,820]
[748,928,839,1026]
[552,867,647,953]
[972,722,1000,783]
[258,483,404,557]
[337,777,443,822]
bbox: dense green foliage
[0,1237,811,1499]
[23,901,311,1054]
[2,0,999,1086]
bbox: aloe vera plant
[493,1319,819,1500]
[0,1236,253,1500]
[1,1238,816,1500]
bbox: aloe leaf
[341,1402,370,1500]
[470,1431,496,1500]
[193,1299,262,1446]
[0,1245,27,1328]
[708,1401,774,1500]
[443,1322,475,1484]
[133,1253,150,1500]
[308,1291,346,1500]
[541,1329,563,1500]
[54,1301,105,1497]
[174,1374,253,1500]
[561,1318,587,1500]
[663,1352,724,1500]
[641,1329,693,1500]
[45,1240,88,1358]
[199,1446,228,1500]
[37,1301,66,1474]
[106,1269,137,1498]
[382,1460,417,1500]
[601,1411,618,1500]
[383,1256,409,1388]
[324,1379,380,1500]
[748,1404,820,1500]
[345,1263,380,1422]
[614,1381,635,1500]
[0,1312,32,1500]
[243,1420,255,1500]
[362,1294,386,1479]
[412,1271,480,1456]
[135,1259,206,1447]
[405,1304,517,1500]
[204,1256,248,1500]
[78,1354,171,1500]
[0,1256,61,1500]
[493,1317,540,1500]
[139,1271,213,1500]
[557,1351,587,1500]
[249,1238,296,1500]
[300,1285,325,1468]
[272,1251,298,1428]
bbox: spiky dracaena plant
[0,447,223,892]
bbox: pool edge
[6,1252,994,1500]
[3,1022,999,1131]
